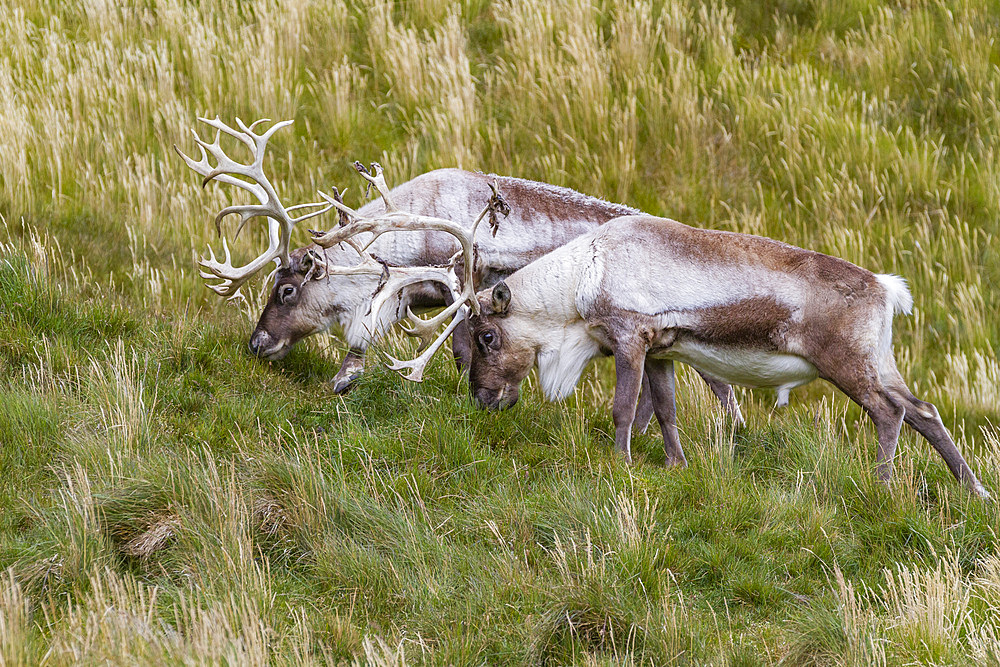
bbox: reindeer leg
[863,392,905,483]
[695,369,745,426]
[882,376,989,497]
[331,348,366,394]
[822,349,987,498]
[612,346,646,462]
[633,373,655,434]
[645,358,687,467]
[820,362,905,482]
[637,368,741,434]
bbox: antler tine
[246,118,272,132]
[200,115,256,154]
[174,138,267,202]
[323,186,352,227]
[215,204,272,240]
[287,198,337,216]
[366,266,460,349]
[398,304,451,351]
[383,310,468,382]
[192,132,263,193]
[353,161,398,212]
[196,237,246,299]
[198,232,282,299]
[309,190,364,240]
[178,117,337,294]
[233,116,295,164]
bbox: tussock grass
[1,0,999,663]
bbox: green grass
[2,0,1000,664]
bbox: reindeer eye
[280,285,297,304]
[480,331,496,347]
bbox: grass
[1,0,999,663]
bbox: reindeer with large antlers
[176,117,511,382]
[175,117,745,428]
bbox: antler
[174,117,335,299]
[179,115,510,381]
[310,166,510,381]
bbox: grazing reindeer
[176,116,516,385]
[175,117,744,428]
[465,214,989,497]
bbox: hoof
[331,372,361,394]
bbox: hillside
[1,0,999,663]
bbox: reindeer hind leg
[822,356,987,497]
[819,362,905,483]
[695,369,745,427]
[886,381,989,498]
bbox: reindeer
[462,214,989,498]
[175,117,745,429]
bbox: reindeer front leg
[633,373,654,434]
[636,368,743,432]
[612,344,647,462]
[331,348,366,393]
[645,358,686,467]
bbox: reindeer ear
[298,249,326,281]
[491,281,511,315]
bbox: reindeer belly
[657,340,818,390]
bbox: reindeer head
[467,281,537,410]
[248,247,353,360]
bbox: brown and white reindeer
[175,117,744,429]
[464,214,990,498]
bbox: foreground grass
[2,0,1000,664]
[0,245,1000,664]
[3,246,999,664]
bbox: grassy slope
[1,0,999,664]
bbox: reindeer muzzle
[473,385,519,411]
[248,329,288,361]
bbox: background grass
[1,0,999,663]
